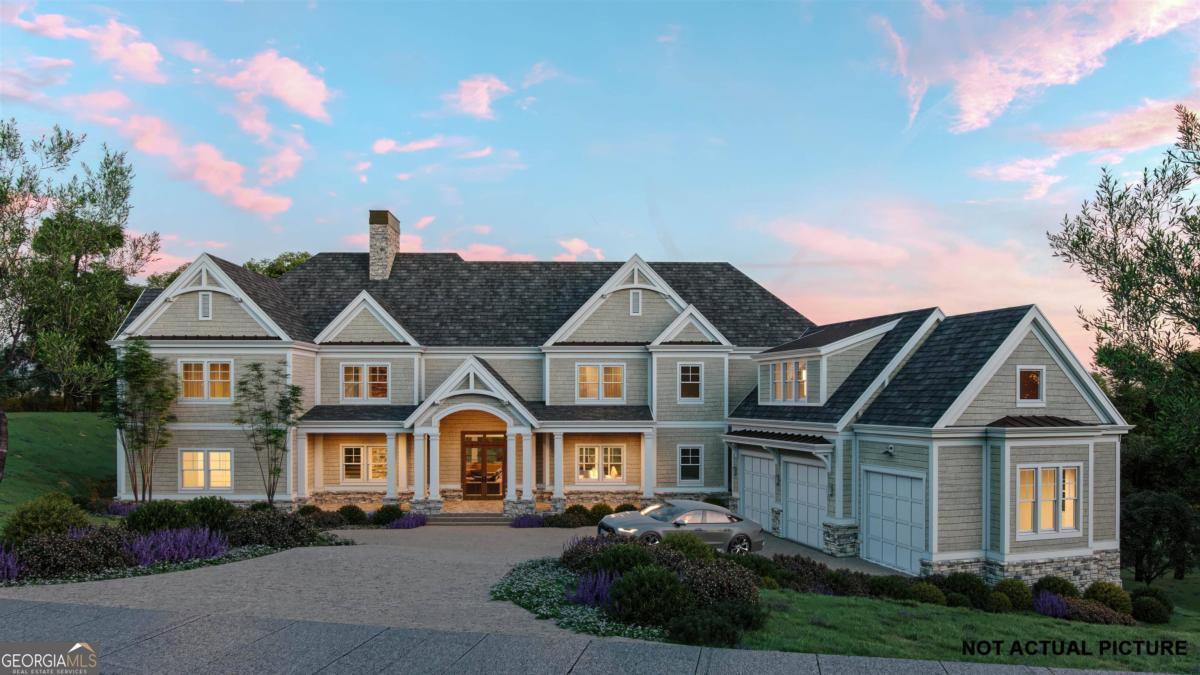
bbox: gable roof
[762,310,926,353]
[208,255,314,341]
[117,287,163,335]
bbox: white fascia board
[313,290,420,346]
[1025,307,1126,426]
[650,305,732,346]
[756,319,902,361]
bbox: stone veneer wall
[822,522,859,557]
[920,550,1120,586]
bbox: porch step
[425,513,513,527]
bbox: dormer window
[760,360,808,403]
[1017,366,1045,407]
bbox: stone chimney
[368,209,400,280]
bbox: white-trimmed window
[342,445,388,482]
[760,359,808,403]
[197,291,213,320]
[342,363,389,401]
[1017,366,1046,406]
[678,363,703,403]
[577,445,624,482]
[179,360,233,401]
[678,445,703,485]
[576,363,624,402]
[343,446,364,481]
[1017,464,1080,536]
[180,449,232,491]
[629,290,642,316]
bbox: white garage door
[783,461,827,549]
[863,470,926,574]
[740,454,774,529]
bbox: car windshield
[641,504,687,522]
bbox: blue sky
[2,1,1198,358]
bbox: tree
[103,339,176,502]
[146,263,189,288]
[234,362,303,504]
[1121,491,1199,583]
[0,410,7,486]
[243,251,310,278]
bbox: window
[577,363,624,402]
[1017,366,1045,406]
[197,291,212,320]
[678,445,702,484]
[677,510,706,524]
[1017,464,1080,536]
[342,363,389,401]
[341,445,388,482]
[761,360,809,403]
[369,446,388,480]
[179,360,233,401]
[678,363,702,403]
[343,446,363,481]
[577,445,624,482]
[629,290,642,316]
[179,449,232,490]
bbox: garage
[862,470,926,574]
[782,460,827,549]
[739,453,775,529]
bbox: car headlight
[617,527,638,534]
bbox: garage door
[783,461,827,549]
[863,470,926,574]
[740,454,774,529]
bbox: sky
[2,1,1199,361]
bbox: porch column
[428,433,441,501]
[521,431,534,501]
[397,433,408,497]
[553,432,565,499]
[413,432,427,500]
[116,431,127,498]
[642,430,657,499]
[297,432,308,498]
[385,432,397,501]
[505,432,518,501]
[541,433,549,488]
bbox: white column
[642,430,657,499]
[398,433,408,496]
[521,431,534,501]
[385,432,397,501]
[116,431,128,499]
[428,433,441,500]
[553,432,565,499]
[286,429,295,499]
[413,432,427,500]
[506,432,518,501]
[297,432,308,498]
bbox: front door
[462,432,506,499]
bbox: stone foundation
[920,557,987,577]
[769,506,783,536]
[550,497,567,514]
[920,549,1120,586]
[503,499,537,517]
[408,499,444,515]
[558,490,643,508]
[304,491,388,511]
[822,522,859,557]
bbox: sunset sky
[3,1,1199,360]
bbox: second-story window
[197,291,212,320]
[760,360,808,403]
[180,360,233,401]
[342,363,389,401]
[629,290,642,316]
[678,363,702,403]
[577,363,624,402]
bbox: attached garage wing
[739,453,775,530]
[862,469,926,574]
[782,460,827,550]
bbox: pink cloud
[522,61,561,88]
[0,54,73,105]
[459,146,493,159]
[2,6,166,83]
[259,144,304,185]
[413,215,435,229]
[553,238,605,262]
[873,17,927,127]
[204,240,229,249]
[373,134,463,154]
[919,0,947,21]
[215,49,331,122]
[1044,95,1200,158]
[969,153,1066,200]
[395,172,413,181]
[141,251,193,276]
[472,224,492,235]
[229,92,272,142]
[456,243,535,261]
[441,74,511,120]
[171,40,212,65]
[342,233,368,248]
[765,221,910,266]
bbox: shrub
[337,505,369,525]
[868,575,912,600]
[662,531,715,562]
[568,569,618,609]
[590,503,614,521]
[590,544,654,574]
[185,497,238,532]
[124,500,196,534]
[226,509,320,548]
[827,569,870,597]
[615,503,639,513]
[544,512,591,528]
[761,576,780,590]
[1083,581,1133,616]
[643,545,689,573]
[1130,587,1174,615]
[945,592,971,608]
[2,493,90,547]
[388,513,427,529]
[772,555,832,594]
[296,504,322,517]
[1032,575,1079,599]
[609,565,695,627]
[985,591,1012,613]
[721,552,786,586]
[943,573,989,609]
[666,609,740,647]
[702,496,729,508]
[248,502,274,512]
[0,545,23,582]
[106,502,139,518]
[1033,591,1069,619]
[564,505,596,525]
[561,536,617,572]
[1132,596,1172,624]
[370,504,405,526]
[307,510,347,529]
[909,582,946,605]
[126,527,229,566]
[17,527,133,579]
[681,559,759,608]
[1064,597,1136,625]
[510,514,545,528]
[717,600,768,630]
[992,578,1033,611]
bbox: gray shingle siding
[938,445,983,553]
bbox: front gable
[545,255,687,346]
[404,356,537,428]
[650,304,731,346]
[314,290,419,345]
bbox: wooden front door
[462,432,506,499]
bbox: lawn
[743,589,1200,673]
[0,412,115,526]
[1124,569,1200,615]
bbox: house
[112,210,1127,583]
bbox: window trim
[758,358,810,405]
[177,359,235,403]
[676,362,704,404]
[339,443,389,484]
[629,289,642,316]
[197,291,213,321]
[340,361,391,403]
[575,443,626,484]
[1015,365,1047,407]
[1015,462,1082,540]
[574,362,626,404]
[677,444,704,486]
[178,448,234,492]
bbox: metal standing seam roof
[723,429,831,446]
[986,415,1091,428]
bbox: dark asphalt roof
[524,403,654,421]
[117,288,163,334]
[730,308,940,425]
[210,256,315,340]
[724,429,831,446]
[763,309,934,353]
[986,415,1091,428]
[857,305,1032,427]
[298,405,418,422]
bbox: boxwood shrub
[943,572,989,609]
[1064,597,1136,625]
[609,565,695,627]
[992,578,1033,610]
[2,493,90,546]
[1130,587,1173,615]
[1132,596,1171,624]
[185,497,238,532]
[589,543,653,574]
[985,591,1012,613]
[662,531,714,562]
[1083,581,1132,615]
[561,536,616,572]
[614,503,639,513]
[867,575,912,600]
[337,505,369,525]
[370,504,405,526]
[563,505,596,525]
[296,504,322,517]
[1032,575,1079,599]
[124,500,196,534]
[17,527,133,579]
[909,581,946,605]
[589,504,614,521]
[226,509,320,548]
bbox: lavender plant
[1032,591,1069,619]
[568,569,618,609]
[106,501,139,517]
[0,546,22,582]
[388,513,427,529]
[125,527,229,566]
[510,514,544,528]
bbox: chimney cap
[369,209,399,226]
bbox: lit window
[577,363,624,401]
[678,364,702,402]
[181,451,205,489]
[180,360,233,401]
[342,363,388,401]
[629,290,642,316]
[783,362,795,401]
[774,362,784,400]
[1018,468,1035,532]
[343,446,363,481]
[761,360,809,403]
[679,445,702,484]
[577,446,597,481]
[369,446,388,480]
[1018,367,1045,404]
[603,366,623,399]
[368,366,389,399]
[795,361,808,400]
[1017,465,1080,535]
[577,445,624,482]
[343,366,362,399]
[208,362,231,399]
[197,291,212,320]
[208,451,231,489]
[1039,468,1057,531]
[182,363,205,399]
[180,449,232,490]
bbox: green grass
[0,413,115,526]
[1123,568,1200,614]
[744,589,1200,673]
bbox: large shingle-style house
[112,210,1127,583]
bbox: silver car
[596,499,765,554]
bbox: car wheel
[727,534,752,555]
[640,532,662,546]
